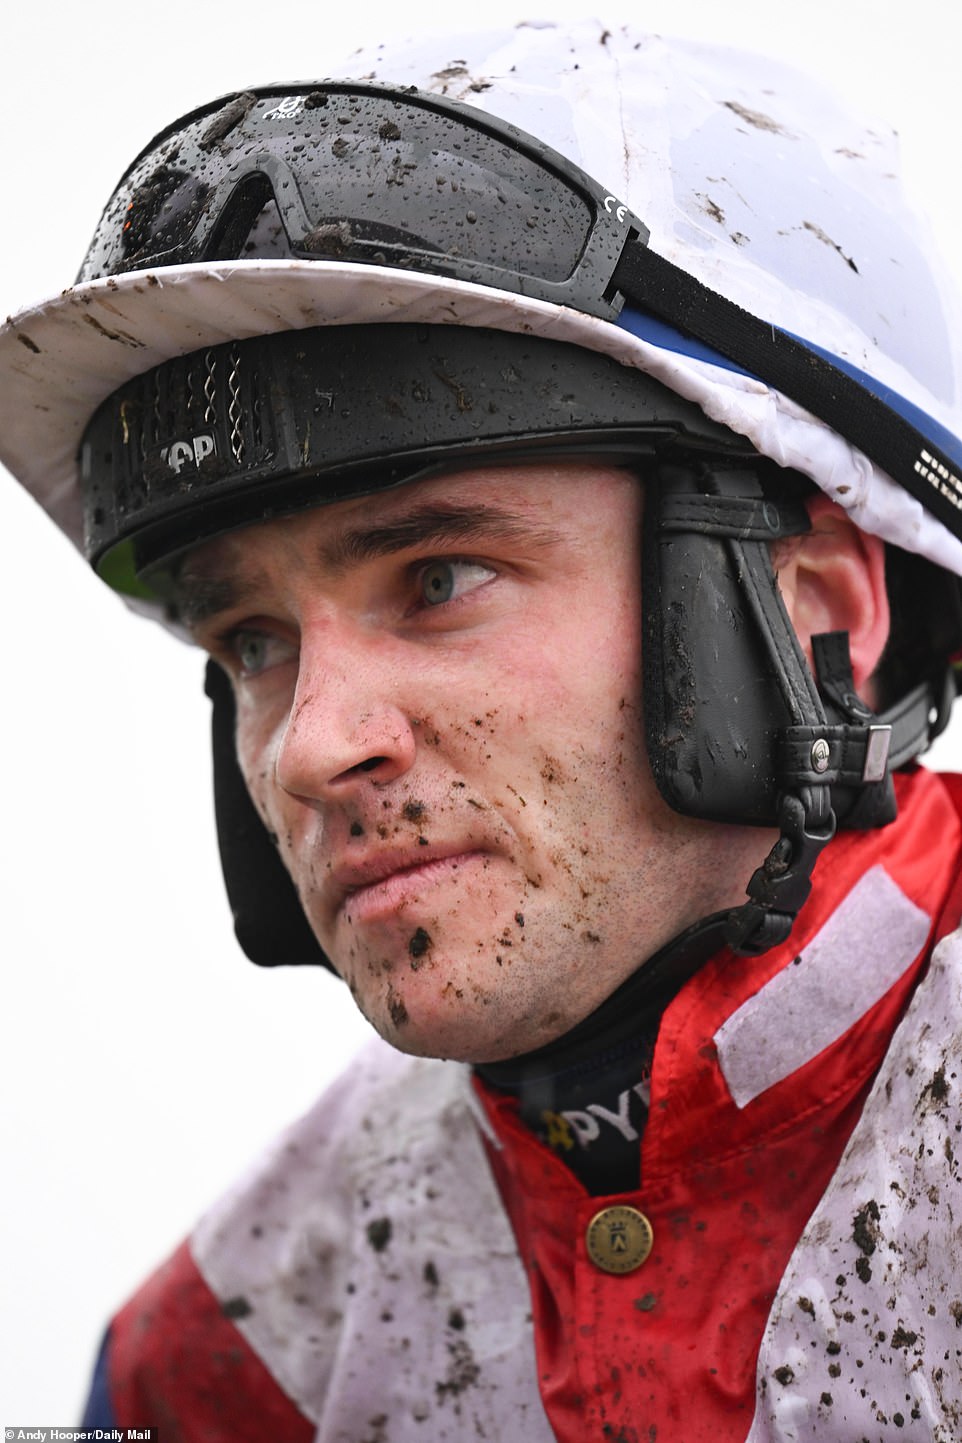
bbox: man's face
[181,463,766,1062]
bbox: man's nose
[272,633,418,801]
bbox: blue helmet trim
[618,304,962,477]
[617,304,756,378]
[782,331,962,474]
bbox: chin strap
[724,655,949,957]
[725,787,836,955]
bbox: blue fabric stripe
[615,305,962,470]
[79,1328,118,1429]
[616,305,755,377]
[781,330,962,472]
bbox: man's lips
[332,845,488,922]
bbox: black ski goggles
[79,81,649,320]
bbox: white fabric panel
[749,927,962,1441]
[715,866,930,1108]
[192,1039,555,1441]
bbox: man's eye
[418,560,495,607]
[230,630,293,676]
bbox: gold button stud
[585,1205,654,1274]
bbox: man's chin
[341,961,582,1065]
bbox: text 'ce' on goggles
[82,81,962,549]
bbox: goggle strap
[614,241,962,541]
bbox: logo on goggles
[264,96,304,122]
[603,195,630,225]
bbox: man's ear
[775,495,890,697]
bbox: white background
[3,0,961,1423]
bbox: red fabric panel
[108,1238,315,1443]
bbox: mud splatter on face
[387,987,409,1028]
[408,928,433,969]
[229,466,771,1063]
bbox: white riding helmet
[3,21,960,963]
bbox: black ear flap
[204,660,332,969]
[641,462,819,826]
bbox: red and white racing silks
[90,768,962,1441]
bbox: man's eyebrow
[168,572,259,630]
[168,500,561,628]
[317,500,561,573]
